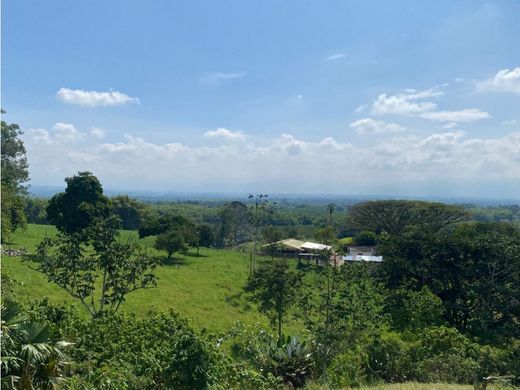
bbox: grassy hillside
[2,224,285,333]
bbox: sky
[2,0,520,198]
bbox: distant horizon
[29,185,520,205]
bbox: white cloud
[325,53,346,61]
[355,104,368,113]
[419,108,490,123]
[350,118,405,134]
[442,122,459,129]
[204,128,246,141]
[90,127,106,139]
[23,126,520,196]
[199,72,245,87]
[371,87,443,115]
[478,67,520,95]
[57,88,140,107]
[502,119,518,126]
[52,122,86,141]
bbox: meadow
[3,223,280,332]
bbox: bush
[328,346,368,388]
[367,332,416,383]
[27,302,278,390]
[386,286,445,331]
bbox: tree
[248,194,274,272]
[348,200,468,236]
[246,260,301,340]
[24,197,49,224]
[314,227,336,245]
[195,224,214,255]
[1,113,29,242]
[35,216,158,317]
[378,221,520,343]
[217,201,249,247]
[155,229,187,260]
[139,212,194,239]
[46,172,112,235]
[299,261,382,379]
[111,194,146,230]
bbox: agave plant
[1,300,71,390]
[259,335,313,388]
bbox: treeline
[23,193,520,247]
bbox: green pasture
[2,224,290,333]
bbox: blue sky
[3,0,520,198]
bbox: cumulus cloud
[371,87,443,115]
[52,122,86,141]
[22,126,520,196]
[325,53,346,61]
[90,127,106,139]
[204,128,246,141]
[57,88,140,107]
[350,118,405,134]
[199,72,245,87]
[419,108,490,123]
[442,122,459,129]
[478,67,520,95]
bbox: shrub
[327,346,368,388]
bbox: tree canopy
[1,114,29,242]
[46,172,112,235]
[348,200,468,235]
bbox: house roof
[263,238,331,252]
[343,255,383,262]
[263,238,305,250]
[301,242,332,251]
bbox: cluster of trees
[241,201,520,387]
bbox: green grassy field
[2,224,284,333]
[338,236,353,245]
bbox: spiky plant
[1,300,71,389]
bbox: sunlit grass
[3,224,299,333]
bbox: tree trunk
[278,309,283,341]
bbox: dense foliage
[1,113,29,242]
[46,172,112,235]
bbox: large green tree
[111,194,146,230]
[46,172,112,234]
[1,113,29,242]
[348,200,468,235]
[154,229,187,260]
[379,221,520,343]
